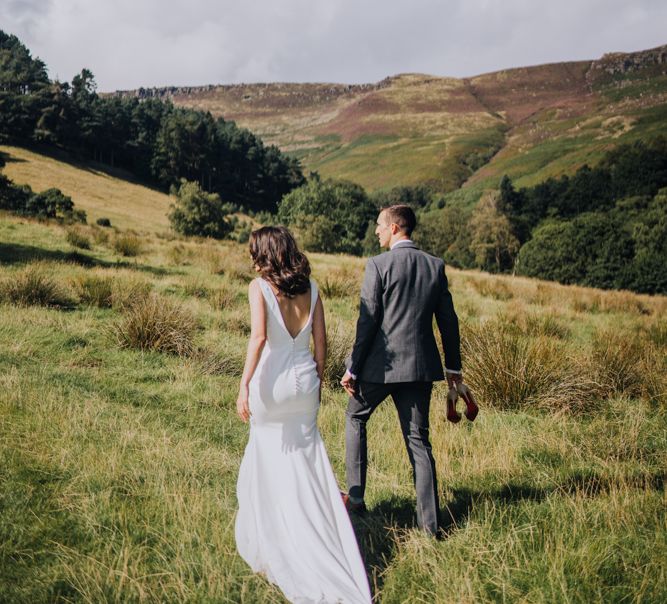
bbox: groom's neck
[389,234,410,249]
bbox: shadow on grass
[0,149,27,164]
[354,469,665,598]
[0,242,171,276]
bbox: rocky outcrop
[589,44,667,77]
[113,80,390,104]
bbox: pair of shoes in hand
[446,383,479,423]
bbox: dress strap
[256,278,277,313]
[309,279,318,322]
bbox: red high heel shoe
[446,387,461,423]
[458,383,479,422]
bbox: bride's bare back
[268,285,312,339]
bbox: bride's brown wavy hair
[249,226,311,298]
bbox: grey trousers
[345,381,439,534]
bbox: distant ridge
[114,44,667,199]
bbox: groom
[341,204,463,535]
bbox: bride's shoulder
[249,277,265,295]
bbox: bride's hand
[237,386,251,422]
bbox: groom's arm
[434,262,462,373]
[346,258,383,377]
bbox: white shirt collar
[390,239,413,250]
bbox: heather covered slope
[118,44,667,198]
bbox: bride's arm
[312,293,326,382]
[237,280,267,422]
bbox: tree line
[502,138,667,294]
[270,139,667,295]
[0,30,304,213]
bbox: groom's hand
[340,370,356,396]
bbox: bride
[235,226,372,604]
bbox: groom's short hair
[382,204,416,236]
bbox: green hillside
[120,45,667,200]
[0,145,171,232]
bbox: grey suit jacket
[346,241,461,383]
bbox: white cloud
[1,0,665,91]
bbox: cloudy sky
[2,0,666,92]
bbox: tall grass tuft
[208,285,237,310]
[642,319,667,349]
[322,318,355,389]
[469,277,513,300]
[113,233,142,257]
[110,276,152,310]
[498,308,570,340]
[91,225,110,245]
[112,294,196,356]
[0,264,77,308]
[461,320,597,413]
[167,242,194,266]
[201,244,253,281]
[320,275,357,299]
[183,278,210,299]
[638,344,667,406]
[224,309,251,336]
[65,226,92,250]
[196,346,245,377]
[589,329,643,398]
[72,274,114,308]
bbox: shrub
[168,180,233,239]
[113,233,142,257]
[96,217,112,227]
[0,179,87,224]
[65,227,92,250]
[112,294,196,356]
[27,188,86,223]
[277,178,376,255]
[0,264,77,308]
[414,207,475,268]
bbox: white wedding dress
[235,278,372,604]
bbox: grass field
[1,211,666,603]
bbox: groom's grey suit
[345,240,461,534]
